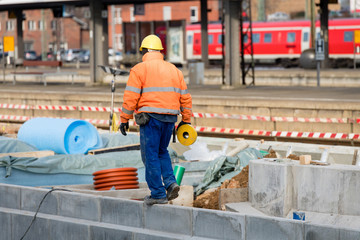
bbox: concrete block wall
[0,183,359,240]
[249,159,360,218]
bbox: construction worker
[119,34,192,205]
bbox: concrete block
[304,223,339,240]
[249,160,293,217]
[21,187,58,215]
[339,228,360,240]
[90,225,133,240]
[340,169,360,215]
[57,191,100,221]
[299,155,311,165]
[134,231,184,240]
[0,183,21,209]
[245,215,304,240]
[169,185,194,207]
[0,211,12,240]
[12,213,50,240]
[144,204,192,235]
[293,165,342,214]
[49,218,90,240]
[219,187,248,210]
[100,197,143,228]
[192,208,245,240]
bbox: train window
[264,33,272,43]
[208,34,213,44]
[187,35,193,44]
[344,31,354,42]
[243,35,248,43]
[303,32,309,42]
[287,32,296,43]
[218,35,223,44]
[252,33,260,43]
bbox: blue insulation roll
[17,118,103,154]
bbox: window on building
[303,32,309,42]
[130,7,135,22]
[163,6,171,21]
[190,6,198,23]
[28,21,36,31]
[115,7,122,24]
[51,20,56,31]
[115,34,123,50]
[6,20,15,31]
[38,20,45,30]
[264,33,272,43]
[287,32,296,43]
[252,33,260,43]
[208,34,213,44]
[344,31,354,42]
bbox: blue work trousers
[140,117,176,199]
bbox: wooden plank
[0,150,54,158]
[88,143,141,155]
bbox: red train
[185,18,360,68]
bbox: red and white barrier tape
[0,103,358,124]
[34,105,77,111]
[0,104,30,109]
[271,117,347,123]
[1,114,359,140]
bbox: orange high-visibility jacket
[120,51,192,123]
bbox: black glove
[177,121,190,131]
[120,122,129,136]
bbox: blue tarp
[0,133,145,186]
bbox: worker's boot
[143,195,168,205]
[166,183,180,201]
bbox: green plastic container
[173,165,185,185]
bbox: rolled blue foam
[17,118,103,154]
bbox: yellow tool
[177,124,197,146]
[111,113,119,132]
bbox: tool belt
[135,112,150,126]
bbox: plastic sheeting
[0,133,144,185]
[194,148,263,196]
[17,118,103,154]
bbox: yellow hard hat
[139,34,164,51]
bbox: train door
[186,30,194,60]
[301,28,310,52]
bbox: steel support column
[200,0,209,67]
[15,10,24,60]
[90,0,108,83]
[224,0,240,88]
[319,0,330,68]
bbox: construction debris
[193,165,249,210]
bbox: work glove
[177,121,190,131]
[120,122,129,136]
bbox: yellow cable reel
[177,124,197,146]
[111,113,119,132]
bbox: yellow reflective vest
[120,51,192,123]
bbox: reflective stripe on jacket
[120,51,192,123]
